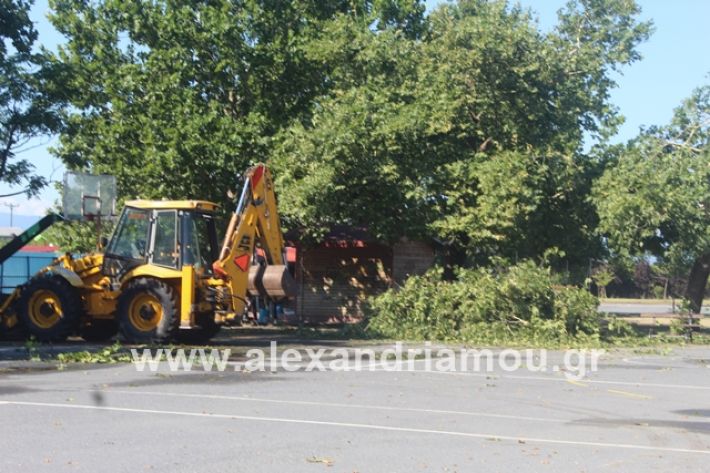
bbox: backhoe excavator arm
[212,164,294,315]
[0,213,64,266]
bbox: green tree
[48,0,424,206]
[594,84,710,312]
[273,0,650,276]
[48,0,651,281]
[0,0,61,197]
[35,219,112,254]
[591,264,615,298]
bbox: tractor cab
[103,200,220,281]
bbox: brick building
[290,227,435,323]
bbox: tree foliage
[0,0,61,197]
[48,0,651,279]
[593,84,710,310]
[273,0,650,274]
[366,261,600,344]
[36,219,113,253]
[48,0,424,204]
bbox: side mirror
[99,236,109,249]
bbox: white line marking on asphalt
[398,367,710,391]
[91,389,564,423]
[621,357,683,367]
[324,357,710,390]
[1,400,709,455]
[230,357,710,391]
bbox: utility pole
[3,202,19,227]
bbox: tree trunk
[663,278,668,299]
[684,253,710,313]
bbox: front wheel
[117,278,179,343]
[16,275,82,342]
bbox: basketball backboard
[62,172,117,220]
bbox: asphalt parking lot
[1,340,710,472]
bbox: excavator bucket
[248,265,297,298]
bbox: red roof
[21,245,59,253]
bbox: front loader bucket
[248,265,296,298]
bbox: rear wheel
[17,275,82,342]
[117,278,179,343]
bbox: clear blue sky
[3,0,708,226]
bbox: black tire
[80,319,118,342]
[0,318,28,341]
[16,275,82,342]
[177,312,221,344]
[117,278,179,343]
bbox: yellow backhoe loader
[0,164,295,343]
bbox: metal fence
[0,252,58,294]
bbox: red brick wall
[296,244,392,323]
[295,240,435,323]
[392,240,436,285]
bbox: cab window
[106,208,150,260]
[182,212,217,273]
[152,210,178,267]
